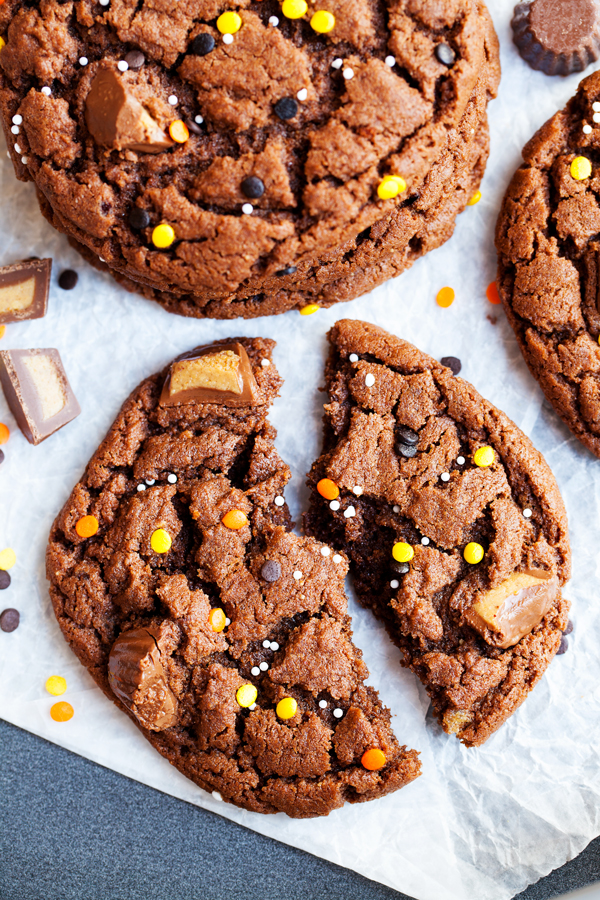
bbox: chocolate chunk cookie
[305,320,571,747]
[46,338,420,817]
[0,0,499,318]
[496,70,600,457]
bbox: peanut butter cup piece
[512,0,600,76]
[108,626,177,731]
[160,342,259,407]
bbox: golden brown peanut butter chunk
[0,259,51,324]
[160,343,259,407]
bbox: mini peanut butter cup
[512,0,600,76]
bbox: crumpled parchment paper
[1,4,599,898]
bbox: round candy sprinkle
[390,579,399,589]
[293,570,303,580]
[319,699,328,708]
[117,60,128,71]
[145,478,155,485]
[167,473,177,484]
[329,500,340,511]
[457,456,465,465]
[473,446,495,467]
[263,640,271,648]
[467,190,482,206]
[79,56,89,66]
[332,58,343,69]
[310,10,335,32]
[152,223,176,248]
[261,560,281,582]
[0,608,19,632]
[391,561,409,575]
[353,486,363,495]
[168,95,178,105]
[270,641,279,651]
[129,207,151,230]
[421,536,430,545]
[343,68,354,80]
[282,0,307,18]
[333,708,343,718]
[137,484,146,492]
[260,358,270,367]
[435,43,455,66]
[223,33,233,44]
[0,571,10,589]
[317,478,340,500]
[0,38,5,51]
[236,683,257,707]
[377,175,406,199]
[0,424,9,445]
[300,304,320,315]
[169,120,189,143]
[393,505,400,512]
[486,281,501,305]
[190,33,215,55]
[150,528,172,553]
[276,697,298,719]
[50,701,74,722]
[361,748,386,770]
[12,115,22,125]
[46,675,67,696]
[523,508,532,518]
[259,661,269,672]
[297,88,308,101]
[76,515,99,538]
[392,542,413,563]
[212,790,223,801]
[464,542,484,565]
[571,156,592,180]
[269,15,279,26]
[41,86,51,96]
[344,506,356,518]
[208,608,226,632]
[584,124,593,134]
[440,356,461,375]
[333,554,343,563]
[0,548,16,570]
[436,286,455,308]
[349,353,358,362]
[222,509,248,530]
[241,203,253,215]
[274,495,285,506]
[58,269,78,290]
[320,546,330,556]
[274,97,298,120]
[385,55,396,67]
[557,636,568,655]
[241,176,265,199]
[251,666,260,676]
[125,49,145,68]
[441,473,450,482]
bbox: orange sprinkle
[361,748,387,771]
[0,325,5,339]
[209,608,227,632]
[169,120,189,143]
[222,509,248,530]
[0,423,9,444]
[75,515,99,538]
[317,478,340,501]
[436,286,455,308]
[50,701,74,722]
[486,281,501,305]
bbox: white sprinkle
[274,495,285,506]
[319,699,328,709]
[137,484,146,492]
[167,473,177,484]
[593,101,600,112]
[584,124,593,134]
[297,88,308,101]
[441,472,450,482]
[168,94,178,105]
[251,666,260,676]
[41,86,51,96]
[352,486,363,496]
[212,791,223,801]
[241,202,253,215]
[343,68,354,80]
[249,703,256,710]
[390,579,399,589]
[145,478,155,485]
[320,546,331,556]
[329,500,340,511]
[99,257,106,262]
[194,114,204,124]
[349,353,358,362]
[270,642,279,651]
[11,125,19,135]
[259,661,269,672]
[260,358,271,367]
[223,33,233,44]
[293,570,303,580]
[344,506,356,519]
[332,58,343,69]
[225,617,231,625]
[99,0,109,6]
[421,537,430,546]
[117,60,129,71]
[365,373,375,387]
[457,456,465,465]
[593,113,600,124]
[13,143,21,154]
[523,508,532,518]
[385,55,396,67]
[269,15,279,26]
[263,640,271,648]
[333,708,343,718]
[79,57,88,66]
[12,115,22,125]
[393,505,400,513]
[333,554,343,564]
[21,156,29,164]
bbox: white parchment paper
[1,3,599,897]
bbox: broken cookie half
[305,320,571,747]
[46,338,420,817]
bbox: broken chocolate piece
[0,348,81,445]
[108,626,177,731]
[465,569,559,649]
[0,259,51,324]
[512,0,600,76]
[85,68,174,154]
[160,342,259,408]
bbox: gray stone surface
[1,719,599,900]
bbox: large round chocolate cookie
[496,70,600,458]
[0,0,498,318]
[46,338,421,817]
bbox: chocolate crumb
[487,314,498,325]
[124,50,145,69]
[241,176,265,199]
[260,560,281,582]
[190,33,215,56]
[440,356,462,375]
[396,442,417,458]
[58,269,78,290]
[129,208,151,230]
[396,425,419,445]
[274,97,298,120]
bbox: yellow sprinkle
[473,446,495,468]
[0,38,5,51]
[282,0,308,18]
[217,11,242,33]
[0,325,5,339]
[50,701,74,722]
[570,156,592,181]
[152,223,176,249]
[300,304,320,316]
[436,286,455,308]
[236,683,258,708]
[392,542,414,563]
[467,190,482,206]
[377,175,406,200]
[464,542,484,565]
[0,548,16,570]
[310,10,335,32]
[276,697,298,719]
[46,675,67,696]
[150,528,172,553]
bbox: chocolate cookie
[46,338,420,817]
[0,0,499,318]
[496,70,600,458]
[305,320,571,747]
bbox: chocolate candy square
[0,348,80,444]
[0,259,51,324]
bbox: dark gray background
[2,720,599,900]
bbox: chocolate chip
[129,207,151,230]
[58,269,78,291]
[440,356,461,375]
[190,33,215,56]
[0,449,4,465]
[0,608,19,632]
[274,97,298,120]
[0,571,10,589]
[124,50,145,69]
[276,266,297,276]
[557,636,568,655]
[397,442,417,459]
[563,619,573,635]
[391,561,410,575]
[396,426,419,445]
[187,119,203,135]
[435,43,456,66]
[261,560,281,582]
[241,176,265,199]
